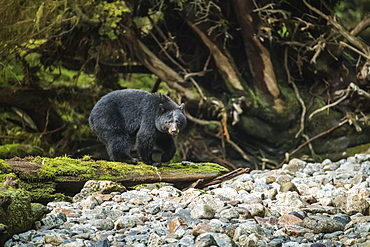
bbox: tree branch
[186,19,246,93]
[121,27,197,101]
[302,0,369,55]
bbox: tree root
[277,119,349,168]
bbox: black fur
[89,89,186,165]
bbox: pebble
[5,154,370,246]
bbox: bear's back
[102,89,151,108]
[90,89,157,135]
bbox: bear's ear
[159,103,166,115]
[179,103,185,112]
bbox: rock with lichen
[0,189,46,245]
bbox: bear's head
[156,103,187,136]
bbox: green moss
[34,156,158,181]
[97,161,157,179]
[0,189,44,245]
[20,181,70,203]
[159,162,228,174]
[0,173,17,189]
[346,143,370,157]
[0,159,12,174]
[24,156,225,183]
[34,156,227,183]
[96,161,227,180]
[35,156,99,180]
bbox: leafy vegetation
[0,0,369,169]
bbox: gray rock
[178,235,195,246]
[279,181,300,193]
[18,230,35,242]
[73,180,126,202]
[282,158,307,174]
[119,190,153,204]
[95,238,111,247]
[238,203,265,217]
[220,208,240,220]
[238,235,257,247]
[195,232,236,247]
[114,216,137,229]
[302,215,345,233]
[302,163,323,175]
[7,154,370,247]
[194,233,217,247]
[333,189,370,215]
[88,219,114,230]
[79,195,100,210]
[146,204,161,214]
[41,213,67,228]
[60,238,85,247]
[44,233,68,245]
[211,233,237,247]
[191,204,215,219]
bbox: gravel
[5,154,370,247]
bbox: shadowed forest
[1,0,370,170]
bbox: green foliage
[277,23,289,38]
[1,0,367,167]
[0,144,44,159]
[119,73,169,94]
[334,0,369,27]
[133,10,164,34]
[0,57,24,87]
[92,1,131,40]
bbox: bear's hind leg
[106,133,138,164]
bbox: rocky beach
[4,154,370,247]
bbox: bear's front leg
[156,134,176,162]
[136,129,156,165]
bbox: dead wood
[4,157,231,195]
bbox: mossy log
[1,156,228,202]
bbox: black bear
[89,89,187,165]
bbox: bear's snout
[168,122,179,136]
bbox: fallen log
[1,156,229,202]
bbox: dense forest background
[0,0,369,170]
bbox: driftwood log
[1,156,248,200]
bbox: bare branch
[302,0,369,55]
[278,119,349,168]
[308,83,360,119]
[186,111,251,163]
[284,49,306,138]
[186,19,246,93]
